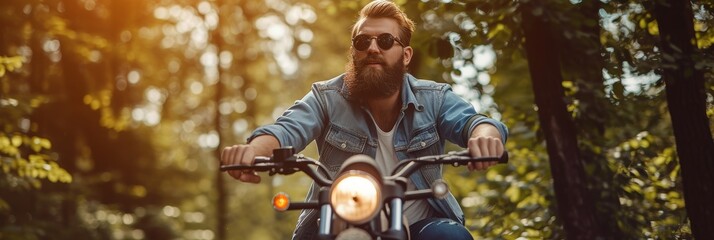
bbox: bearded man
[220,1,508,239]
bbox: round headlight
[330,170,381,224]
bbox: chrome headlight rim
[330,170,382,225]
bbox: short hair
[351,0,416,46]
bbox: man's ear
[403,46,413,66]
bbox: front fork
[389,198,403,232]
[316,185,409,240]
[318,203,333,236]
[383,180,409,240]
[316,186,335,240]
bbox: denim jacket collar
[401,74,425,112]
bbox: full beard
[344,52,406,100]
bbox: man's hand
[220,135,280,183]
[467,124,504,171]
[221,145,261,183]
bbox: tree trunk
[213,1,227,239]
[652,1,714,239]
[521,3,605,239]
[214,71,227,240]
[561,1,623,238]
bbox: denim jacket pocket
[406,124,441,179]
[406,124,439,153]
[326,124,367,152]
[322,124,368,171]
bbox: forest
[1,0,713,239]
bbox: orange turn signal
[272,192,290,211]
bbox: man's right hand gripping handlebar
[221,144,262,183]
[221,135,281,183]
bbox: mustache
[356,54,385,66]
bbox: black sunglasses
[352,33,405,51]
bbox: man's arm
[248,134,281,156]
[470,123,503,141]
[223,84,326,183]
[248,87,326,152]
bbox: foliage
[0,0,197,238]
[0,56,24,77]
[0,52,73,237]
[416,0,712,239]
[0,57,71,188]
[0,0,712,239]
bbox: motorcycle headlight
[330,170,381,224]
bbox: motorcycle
[219,147,508,240]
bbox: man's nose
[366,38,380,53]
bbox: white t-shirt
[374,123,435,225]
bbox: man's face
[345,17,413,100]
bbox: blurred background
[1,0,713,239]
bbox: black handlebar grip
[254,156,272,164]
[499,151,509,164]
[449,149,508,164]
[452,150,509,164]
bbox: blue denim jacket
[249,73,508,239]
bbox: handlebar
[388,150,508,179]
[219,148,333,186]
[219,147,509,212]
[220,147,508,186]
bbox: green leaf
[505,184,521,202]
[11,135,22,147]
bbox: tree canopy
[1,0,712,239]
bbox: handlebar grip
[254,156,272,164]
[451,150,509,164]
[219,156,273,172]
[499,151,509,164]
